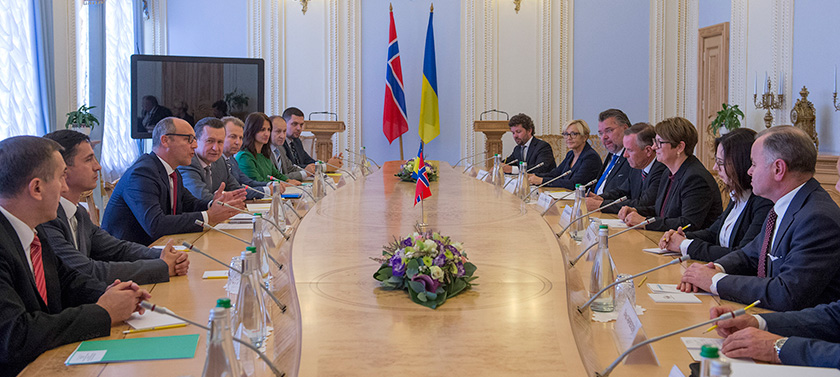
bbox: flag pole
[399,135,404,160]
[419,198,427,231]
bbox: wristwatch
[774,337,789,359]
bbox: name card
[615,296,659,365]
[476,170,489,181]
[537,192,554,211]
[559,205,572,228]
[582,222,599,261]
[504,177,517,193]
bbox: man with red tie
[0,136,152,375]
[680,126,840,312]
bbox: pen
[637,276,648,287]
[703,300,760,334]
[663,224,693,244]
[123,323,187,334]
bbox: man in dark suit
[283,107,343,174]
[0,136,150,375]
[705,158,840,368]
[40,130,189,285]
[270,116,308,181]
[139,95,172,133]
[681,126,840,312]
[500,113,555,175]
[101,117,242,245]
[221,116,271,191]
[593,109,632,196]
[179,117,263,202]
[586,122,665,214]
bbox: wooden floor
[19,161,760,377]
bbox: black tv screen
[131,54,264,139]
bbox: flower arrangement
[373,228,477,309]
[394,158,439,182]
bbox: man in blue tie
[593,109,632,195]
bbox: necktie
[204,166,213,189]
[659,174,676,217]
[30,235,48,305]
[288,140,299,165]
[170,171,178,214]
[641,170,648,182]
[596,154,618,193]
[757,208,778,278]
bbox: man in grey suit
[40,130,189,285]
[680,126,840,312]
[179,117,259,202]
[269,115,307,182]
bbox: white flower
[430,266,444,281]
[423,239,437,251]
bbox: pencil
[123,323,187,334]
[703,300,760,334]
[637,276,648,287]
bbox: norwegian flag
[383,7,408,144]
[413,143,431,205]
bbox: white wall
[699,0,730,29]
[167,0,248,58]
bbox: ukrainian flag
[418,5,439,144]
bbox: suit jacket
[644,155,722,231]
[761,301,840,368]
[683,193,773,262]
[284,137,316,167]
[179,155,262,202]
[596,151,631,195]
[271,144,307,181]
[537,142,602,190]
[0,213,110,376]
[40,203,169,285]
[101,152,208,246]
[225,155,268,190]
[600,159,666,214]
[502,137,556,175]
[715,178,840,311]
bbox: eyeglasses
[597,127,615,136]
[166,133,196,144]
[561,131,581,138]
[714,158,725,167]
[653,138,673,148]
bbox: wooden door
[697,22,729,169]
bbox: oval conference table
[20,161,748,377]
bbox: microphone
[525,170,572,198]
[595,308,748,377]
[241,184,268,198]
[139,301,285,377]
[214,200,289,240]
[452,151,486,168]
[539,190,579,217]
[569,218,655,266]
[525,161,544,173]
[182,242,287,312]
[344,148,381,168]
[463,155,497,173]
[578,255,690,312]
[555,196,628,237]
[195,219,285,272]
[322,162,357,180]
[282,200,303,220]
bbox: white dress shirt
[510,137,534,175]
[679,190,752,254]
[157,155,209,224]
[0,205,36,276]
[59,197,79,249]
[708,183,806,295]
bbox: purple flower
[446,244,461,257]
[411,274,441,293]
[433,254,446,267]
[401,237,414,247]
[389,255,406,277]
[456,262,465,277]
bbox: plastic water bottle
[233,249,267,352]
[570,184,586,241]
[709,359,731,377]
[486,154,505,188]
[514,161,531,201]
[359,147,373,176]
[202,298,245,377]
[312,161,328,201]
[590,225,615,312]
[699,345,720,377]
[268,181,286,226]
[251,218,272,285]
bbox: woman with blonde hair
[528,119,601,189]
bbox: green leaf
[406,259,420,277]
[407,280,425,294]
[462,262,477,277]
[416,292,427,302]
[447,278,468,297]
[373,266,392,281]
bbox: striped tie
[30,235,48,305]
[757,208,778,278]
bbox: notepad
[246,203,272,213]
[643,247,680,255]
[65,334,199,365]
[202,270,229,279]
[600,219,629,228]
[125,310,185,331]
[547,191,575,200]
[648,293,702,303]
[648,283,715,296]
[151,245,189,251]
[215,223,253,230]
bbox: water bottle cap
[216,298,231,308]
[700,344,719,358]
[246,246,256,252]
[253,213,260,216]
[599,225,608,229]
[575,184,582,188]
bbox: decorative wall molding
[649,0,666,122]
[333,2,362,159]
[149,0,167,54]
[773,0,794,125]
[649,0,698,122]
[728,0,748,109]
[462,1,478,164]
[556,0,573,135]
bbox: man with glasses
[593,109,632,195]
[102,117,242,245]
[500,113,555,175]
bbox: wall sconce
[514,0,522,13]
[299,0,309,15]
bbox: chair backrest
[79,190,99,225]
[535,134,563,166]
[588,135,608,161]
[100,170,119,215]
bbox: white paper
[66,350,107,365]
[246,203,272,213]
[648,283,714,296]
[600,219,629,228]
[125,310,184,330]
[202,270,229,279]
[643,247,679,255]
[591,305,646,323]
[537,192,553,211]
[559,206,573,227]
[547,191,575,200]
[648,293,702,303]
[668,365,687,377]
[151,245,188,251]
[681,337,724,350]
[215,223,254,230]
[476,170,489,180]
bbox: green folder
[65,334,200,365]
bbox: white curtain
[0,0,42,138]
[100,0,138,181]
[76,0,89,109]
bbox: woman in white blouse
[658,128,773,261]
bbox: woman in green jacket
[235,112,291,183]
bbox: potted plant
[65,105,100,135]
[710,103,744,135]
[224,88,250,114]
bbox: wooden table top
[20,161,759,377]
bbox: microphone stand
[463,155,497,174]
[323,162,357,180]
[214,201,290,240]
[578,255,689,312]
[194,220,285,273]
[525,170,572,198]
[555,196,627,237]
[139,301,286,377]
[569,218,655,266]
[344,148,381,168]
[452,151,486,168]
[595,309,748,377]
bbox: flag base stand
[417,199,428,232]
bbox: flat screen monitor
[131,54,264,139]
